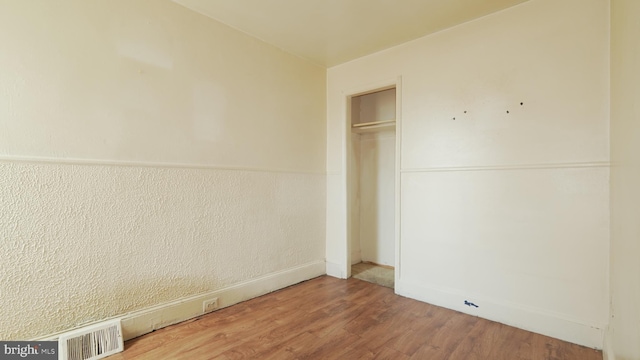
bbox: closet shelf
[352,119,396,133]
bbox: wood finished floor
[110,276,602,360]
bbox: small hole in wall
[453,117,456,120]
[506,110,510,114]
[520,102,524,106]
[464,111,467,114]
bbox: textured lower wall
[0,160,325,340]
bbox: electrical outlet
[203,298,218,313]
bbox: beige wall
[0,0,326,339]
[609,0,640,358]
[327,0,609,348]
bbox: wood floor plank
[332,328,408,360]
[529,332,602,360]
[288,328,360,359]
[409,311,479,359]
[111,276,602,360]
[258,331,318,360]
[446,320,505,360]
[386,304,453,356]
[306,300,366,338]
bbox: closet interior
[349,87,397,288]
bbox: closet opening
[347,86,397,289]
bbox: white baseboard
[35,260,326,342]
[326,261,347,279]
[395,279,604,350]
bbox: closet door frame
[342,76,402,287]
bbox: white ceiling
[173,0,529,67]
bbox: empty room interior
[0,0,638,359]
